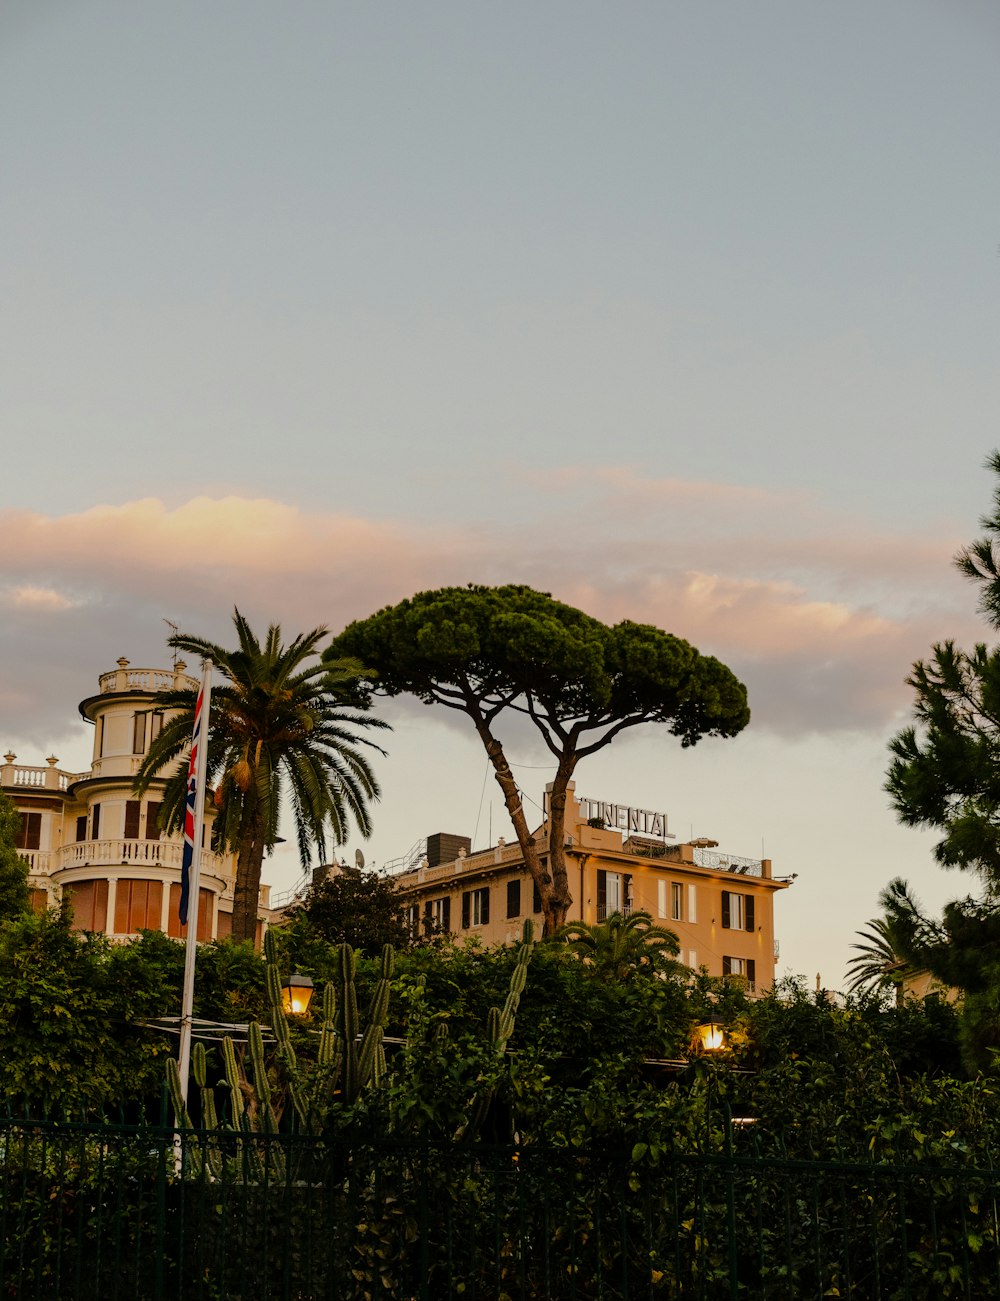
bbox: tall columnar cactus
[458,919,534,1141]
[166,934,397,1166]
[339,942,394,1105]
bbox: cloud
[0,484,983,749]
[4,584,78,611]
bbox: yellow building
[2,658,271,941]
[393,784,791,992]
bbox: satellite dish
[355,849,365,870]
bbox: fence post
[724,1104,739,1301]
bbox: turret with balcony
[2,658,270,944]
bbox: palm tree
[554,909,683,982]
[136,610,388,943]
[845,917,911,1002]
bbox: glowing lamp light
[692,1019,727,1055]
[280,972,315,1016]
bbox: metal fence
[1,1112,999,1299]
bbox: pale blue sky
[2,1,999,984]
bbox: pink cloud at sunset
[0,489,983,742]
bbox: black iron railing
[1,1111,999,1298]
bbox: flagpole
[177,657,213,1107]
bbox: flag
[178,676,207,927]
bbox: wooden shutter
[15,812,41,850]
[480,889,490,925]
[747,959,756,988]
[745,895,755,932]
[596,870,607,912]
[442,897,451,931]
[721,891,731,929]
[722,956,732,976]
[76,815,87,843]
[91,803,101,839]
[506,879,521,918]
[124,800,141,839]
[132,713,146,754]
[461,891,471,929]
[145,802,162,840]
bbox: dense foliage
[328,584,749,932]
[0,790,30,921]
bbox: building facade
[2,658,271,941]
[393,785,791,992]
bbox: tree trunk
[467,709,573,938]
[541,750,577,937]
[231,802,265,945]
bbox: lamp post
[691,1018,727,1055]
[280,972,315,1016]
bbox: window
[423,896,451,933]
[721,890,754,932]
[722,956,756,989]
[114,879,163,933]
[406,903,420,937]
[506,879,521,919]
[145,801,162,841]
[461,887,490,928]
[91,803,101,840]
[167,885,212,941]
[532,881,541,914]
[671,882,683,922]
[66,880,109,932]
[75,815,87,843]
[596,870,621,921]
[124,800,141,839]
[149,711,164,744]
[14,812,41,851]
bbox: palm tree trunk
[231,802,265,944]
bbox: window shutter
[442,897,451,931]
[124,800,141,839]
[461,892,471,929]
[132,713,146,754]
[745,895,755,932]
[91,804,101,839]
[76,815,87,843]
[747,959,756,987]
[424,900,432,918]
[481,889,490,925]
[722,956,732,976]
[506,879,521,918]
[15,812,42,851]
[532,882,541,913]
[721,891,731,929]
[597,870,607,910]
[145,802,162,840]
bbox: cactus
[457,919,534,1141]
[165,934,397,1175]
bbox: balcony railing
[19,839,233,880]
[596,903,633,922]
[2,763,86,792]
[98,666,197,695]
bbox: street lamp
[691,1018,727,1055]
[280,972,314,1016]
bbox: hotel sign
[578,796,670,840]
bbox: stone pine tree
[328,584,749,935]
[887,452,1000,880]
[884,452,1000,1061]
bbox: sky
[2,1,999,988]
